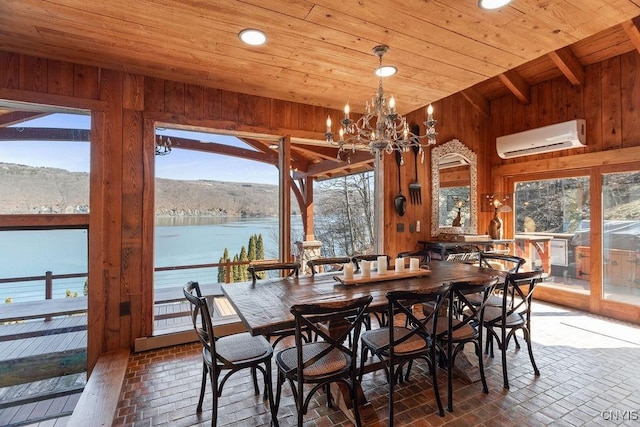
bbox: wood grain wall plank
[20,55,47,92]
[144,77,165,113]
[185,84,204,119]
[164,81,185,115]
[47,60,74,96]
[73,64,99,100]
[98,68,124,352]
[204,87,222,120]
[621,51,640,148]
[601,56,622,150]
[584,63,603,153]
[0,51,20,89]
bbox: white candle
[377,256,387,274]
[410,257,420,271]
[361,260,371,277]
[343,263,354,280]
[395,258,405,273]
[326,115,332,133]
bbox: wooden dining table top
[221,261,500,337]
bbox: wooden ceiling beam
[294,151,373,179]
[0,127,90,141]
[498,70,531,104]
[461,88,490,117]
[621,17,640,54]
[548,47,585,86]
[0,112,49,127]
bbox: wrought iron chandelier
[155,135,172,156]
[324,45,437,163]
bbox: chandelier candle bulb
[410,258,420,271]
[344,104,350,119]
[395,258,405,273]
[326,116,332,133]
[361,261,371,277]
[343,263,354,279]
[427,104,434,121]
[377,256,388,274]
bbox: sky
[0,113,279,185]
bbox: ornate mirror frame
[431,139,478,236]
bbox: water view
[0,216,303,303]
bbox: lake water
[0,216,302,302]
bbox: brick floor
[113,301,640,426]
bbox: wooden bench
[66,348,129,427]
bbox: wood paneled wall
[1,46,639,369]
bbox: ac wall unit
[496,119,586,159]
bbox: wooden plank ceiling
[0,1,640,179]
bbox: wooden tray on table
[333,268,431,286]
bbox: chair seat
[466,293,502,307]
[429,316,478,341]
[204,332,272,365]
[276,342,350,379]
[484,307,525,327]
[361,327,428,355]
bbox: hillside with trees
[0,162,293,217]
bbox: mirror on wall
[431,139,478,236]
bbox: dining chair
[248,261,299,283]
[483,270,543,389]
[468,253,526,307]
[307,256,352,276]
[359,286,449,422]
[478,252,526,273]
[183,281,277,427]
[274,295,372,427]
[434,276,500,412]
[247,261,305,348]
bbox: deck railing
[0,258,277,304]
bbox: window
[514,176,590,293]
[602,171,640,305]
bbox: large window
[514,176,590,293]
[602,171,640,305]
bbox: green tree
[248,235,257,261]
[255,234,266,279]
[239,245,249,282]
[232,254,241,282]
[217,248,229,283]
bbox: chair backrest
[248,261,299,283]
[352,254,390,272]
[479,253,525,273]
[503,270,543,317]
[447,276,501,336]
[289,295,372,372]
[307,256,352,276]
[183,281,219,362]
[385,286,450,355]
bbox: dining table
[221,260,500,423]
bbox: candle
[410,257,420,271]
[344,103,350,120]
[326,115,332,133]
[427,103,434,121]
[389,95,395,114]
[343,263,354,280]
[395,258,405,273]
[377,256,387,274]
[361,260,371,277]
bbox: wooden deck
[0,284,234,426]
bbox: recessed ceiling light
[478,0,512,10]
[238,29,267,46]
[375,65,397,77]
